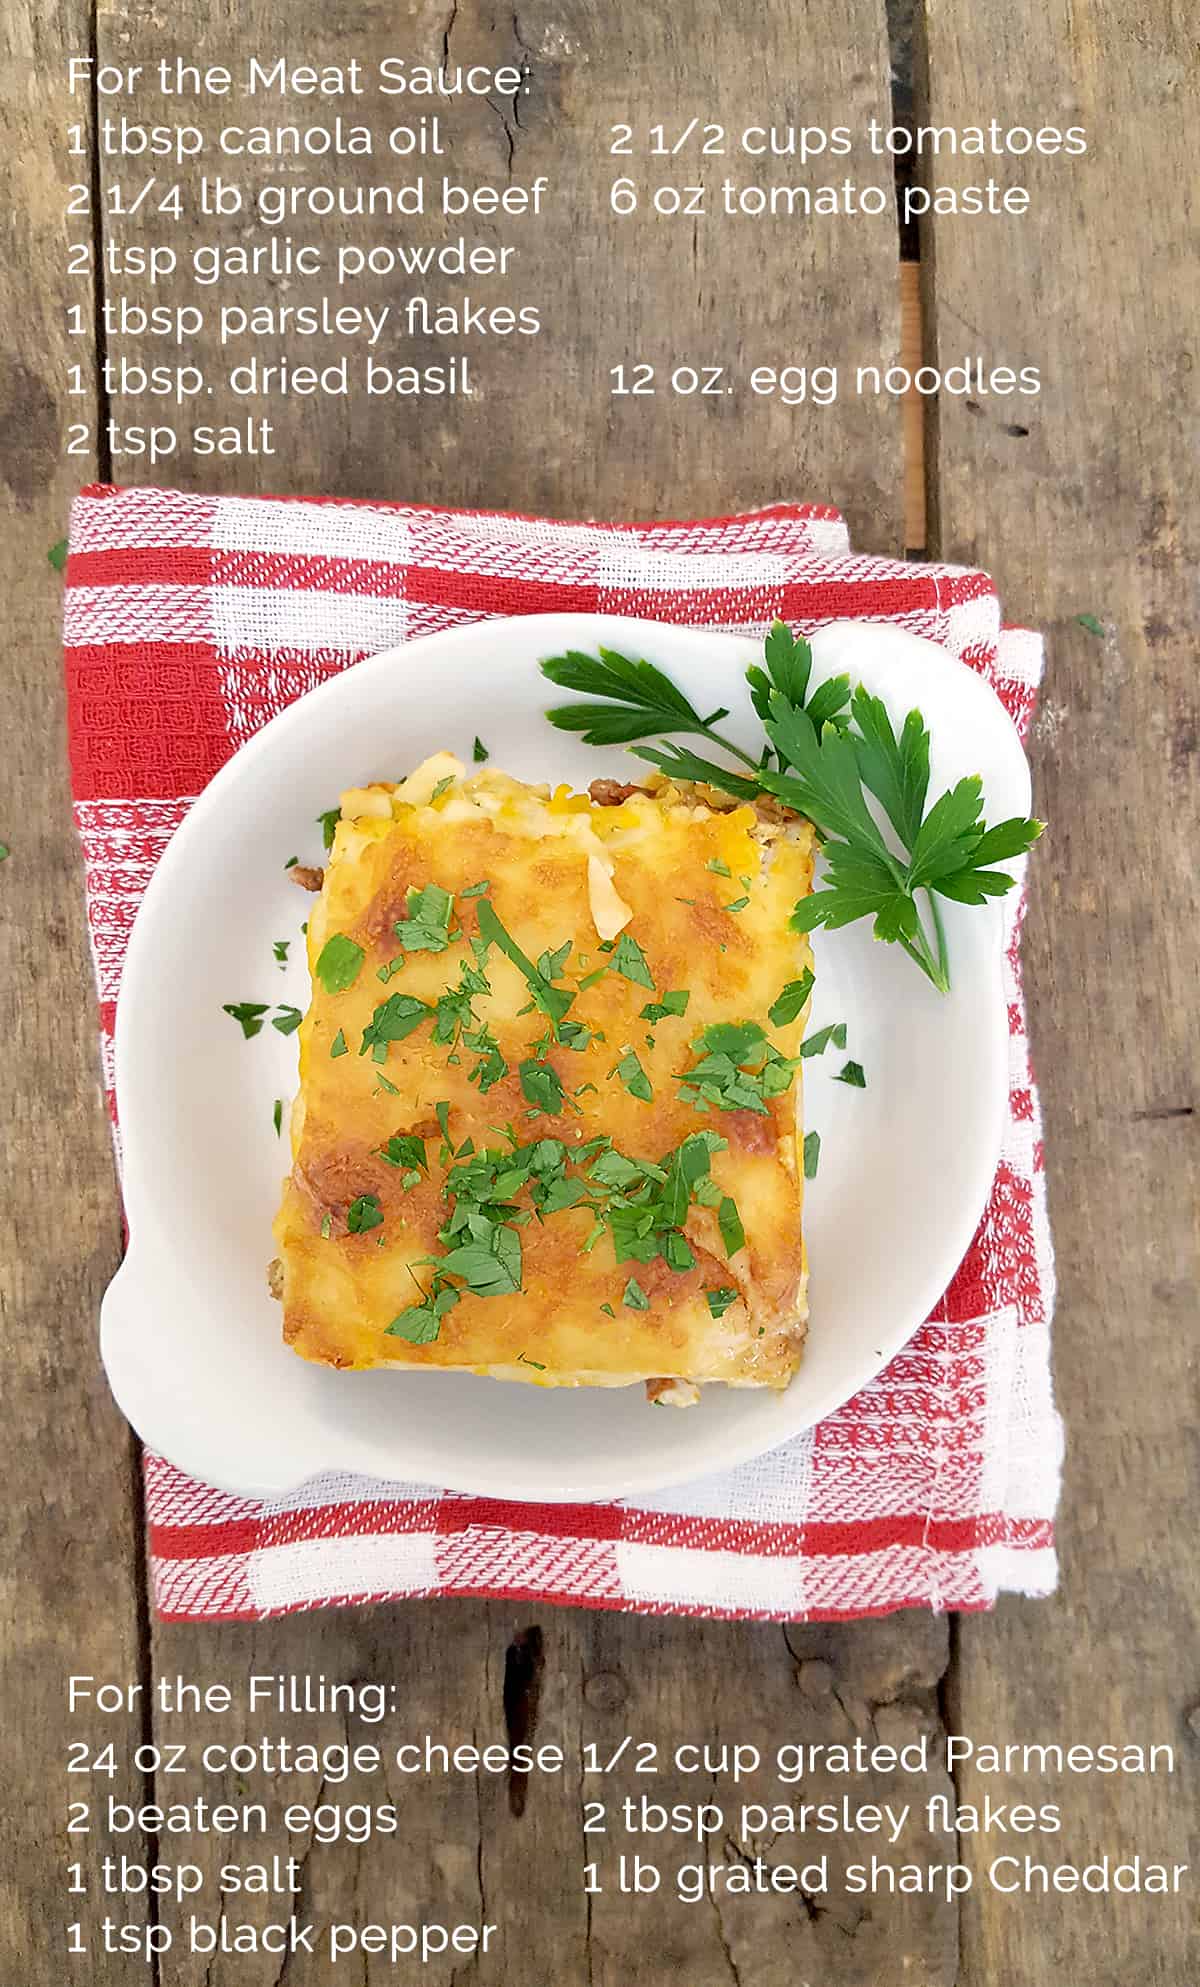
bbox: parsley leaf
[542,645,732,748]
[835,1059,867,1088]
[47,538,68,573]
[272,1099,283,1137]
[317,806,340,851]
[520,1060,565,1115]
[379,1133,427,1172]
[386,1285,459,1343]
[622,1275,650,1310]
[346,1194,383,1234]
[430,774,456,801]
[222,1001,269,1039]
[706,1286,739,1319]
[396,883,456,954]
[1076,613,1105,637]
[474,899,576,1034]
[718,1196,746,1257]
[315,932,364,994]
[440,1227,522,1296]
[359,992,432,1056]
[473,736,489,762]
[641,989,689,1023]
[330,1029,348,1058]
[612,1048,653,1102]
[273,940,290,966]
[272,1005,303,1036]
[611,932,654,988]
[803,1130,821,1179]
[706,857,732,877]
[768,971,814,1027]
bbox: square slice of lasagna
[272,753,815,1404]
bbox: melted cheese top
[273,761,815,1391]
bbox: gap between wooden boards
[900,260,926,555]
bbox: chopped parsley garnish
[622,1275,650,1311]
[330,1029,348,1058]
[611,932,654,988]
[473,736,489,762]
[723,894,750,914]
[517,1351,546,1370]
[464,1021,508,1092]
[379,1133,427,1172]
[460,879,490,898]
[284,856,298,871]
[706,857,731,877]
[386,1286,459,1343]
[346,1194,384,1234]
[359,991,432,1057]
[835,1059,867,1088]
[438,1225,523,1296]
[803,1130,821,1179]
[374,1072,399,1095]
[273,940,290,966]
[474,899,576,1033]
[396,883,456,954]
[1076,613,1105,637]
[520,1059,565,1115]
[676,1020,799,1116]
[47,538,68,572]
[432,958,489,1045]
[317,806,340,851]
[640,989,689,1023]
[768,971,815,1028]
[222,1001,269,1039]
[599,1302,615,1318]
[611,1047,652,1102]
[430,774,456,801]
[272,1005,302,1035]
[800,1021,847,1059]
[706,1287,739,1319]
[272,1099,283,1136]
[315,932,364,994]
[718,1196,746,1257]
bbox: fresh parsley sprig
[542,623,1043,994]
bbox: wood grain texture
[920,0,1199,1980]
[94,0,904,550]
[145,1609,958,1986]
[0,3,144,1980]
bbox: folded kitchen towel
[64,484,1062,1622]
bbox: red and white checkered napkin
[64,484,1061,1623]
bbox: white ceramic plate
[100,614,1031,1502]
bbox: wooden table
[2,1,1196,1979]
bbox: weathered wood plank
[95,0,904,550]
[0,4,145,1981]
[921,1,1199,1980]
